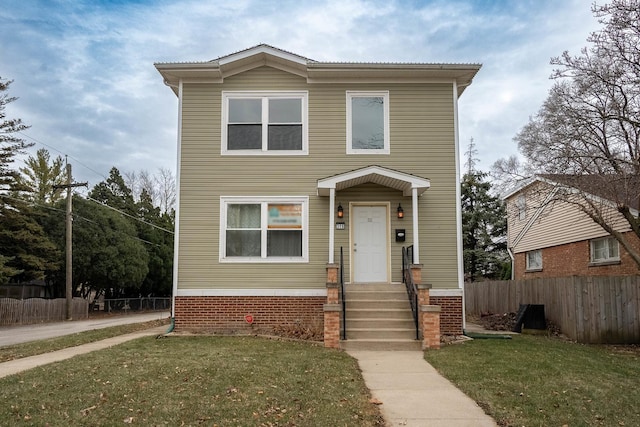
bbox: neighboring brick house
[155,44,480,348]
[505,174,640,280]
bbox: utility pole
[53,162,87,320]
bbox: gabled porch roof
[317,166,430,197]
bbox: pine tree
[0,77,59,284]
[461,139,509,281]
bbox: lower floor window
[526,250,542,271]
[590,236,619,263]
[221,197,308,262]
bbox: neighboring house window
[222,91,308,155]
[346,91,390,154]
[526,250,542,271]
[590,236,620,263]
[516,195,526,220]
[220,196,308,262]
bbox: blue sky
[1,0,600,188]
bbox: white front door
[352,205,388,283]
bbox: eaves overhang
[317,165,430,197]
[156,44,481,97]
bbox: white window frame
[590,236,620,264]
[516,195,526,220]
[221,91,308,155]
[525,249,542,271]
[219,196,309,263]
[346,91,390,155]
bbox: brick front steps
[340,283,421,351]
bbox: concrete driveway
[0,311,170,347]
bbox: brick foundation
[430,296,463,335]
[174,296,324,335]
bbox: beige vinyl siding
[177,66,459,290]
[510,183,632,254]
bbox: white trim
[177,288,327,297]
[346,91,390,155]
[219,196,309,263]
[221,91,309,155]
[453,81,464,291]
[329,188,335,264]
[429,288,464,297]
[171,80,184,318]
[590,236,620,263]
[317,165,430,197]
[412,187,419,262]
[217,45,309,66]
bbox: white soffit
[317,165,430,197]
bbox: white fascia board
[218,45,308,66]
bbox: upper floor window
[346,91,390,154]
[222,91,308,155]
[516,195,526,220]
[590,236,619,264]
[220,196,308,263]
[526,249,542,271]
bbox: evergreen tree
[18,148,66,205]
[89,167,136,215]
[135,188,173,297]
[0,77,59,284]
[461,140,509,281]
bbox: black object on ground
[512,304,547,332]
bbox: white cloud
[1,0,602,186]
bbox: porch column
[412,187,419,263]
[328,188,335,264]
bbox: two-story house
[505,174,640,280]
[155,44,480,349]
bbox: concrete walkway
[346,350,497,427]
[0,325,168,379]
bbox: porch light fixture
[337,203,344,218]
[397,203,404,219]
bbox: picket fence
[465,276,640,344]
[0,298,88,326]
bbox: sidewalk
[0,311,170,347]
[0,325,168,379]
[346,350,497,427]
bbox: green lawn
[0,319,169,363]
[424,334,640,427]
[0,336,384,426]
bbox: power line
[84,196,174,235]
[17,131,109,182]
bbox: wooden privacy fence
[0,298,88,326]
[465,276,640,344]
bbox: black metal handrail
[339,246,346,340]
[402,246,419,340]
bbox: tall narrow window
[516,195,526,220]
[222,92,307,155]
[347,91,390,154]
